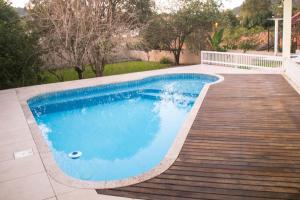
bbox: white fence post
[201,51,284,72]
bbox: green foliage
[223,26,263,50]
[14,7,27,16]
[239,39,258,53]
[185,29,209,54]
[180,0,222,54]
[220,10,239,28]
[0,0,40,89]
[207,28,225,51]
[214,10,239,51]
[139,16,165,51]
[159,57,172,64]
[240,0,273,28]
[41,61,171,83]
[142,0,221,64]
[142,14,174,51]
[270,0,283,17]
[127,0,154,25]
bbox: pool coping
[18,70,224,189]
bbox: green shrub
[223,26,264,50]
[160,57,172,64]
[239,39,258,53]
[0,0,41,89]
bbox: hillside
[232,0,300,15]
[14,7,27,17]
[232,6,240,15]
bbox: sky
[9,0,245,9]
[9,0,27,8]
[222,0,244,9]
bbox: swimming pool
[28,73,219,182]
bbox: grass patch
[41,61,171,84]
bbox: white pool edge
[20,71,224,189]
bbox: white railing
[201,51,284,72]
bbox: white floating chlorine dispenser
[68,151,82,159]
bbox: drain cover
[14,149,33,159]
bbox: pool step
[139,93,195,107]
[30,90,141,116]
[30,89,197,116]
[139,89,199,98]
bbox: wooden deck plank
[97,74,300,200]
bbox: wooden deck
[96,74,300,200]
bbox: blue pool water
[28,74,218,181]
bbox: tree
[86,0,154,77]
[143,0,220,65]
[240,0,273,28]
[126,0,154,25]
[185,28,210,54]
[138,15,167,60]
[0,0,40,89]
[221,10,239,28]
[29,0,96,79]
[86,0,141,77]
[30,0,151,78]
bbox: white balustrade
[201,51,284,72]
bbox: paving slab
[48,176,76,196]
[0,140,37,162]
[57,189,100,200]
[0,172,55,200]
[0,154,45,182]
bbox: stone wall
[129,50,200,65]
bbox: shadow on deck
[97,74,300,200]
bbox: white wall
[285,59,300,91]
